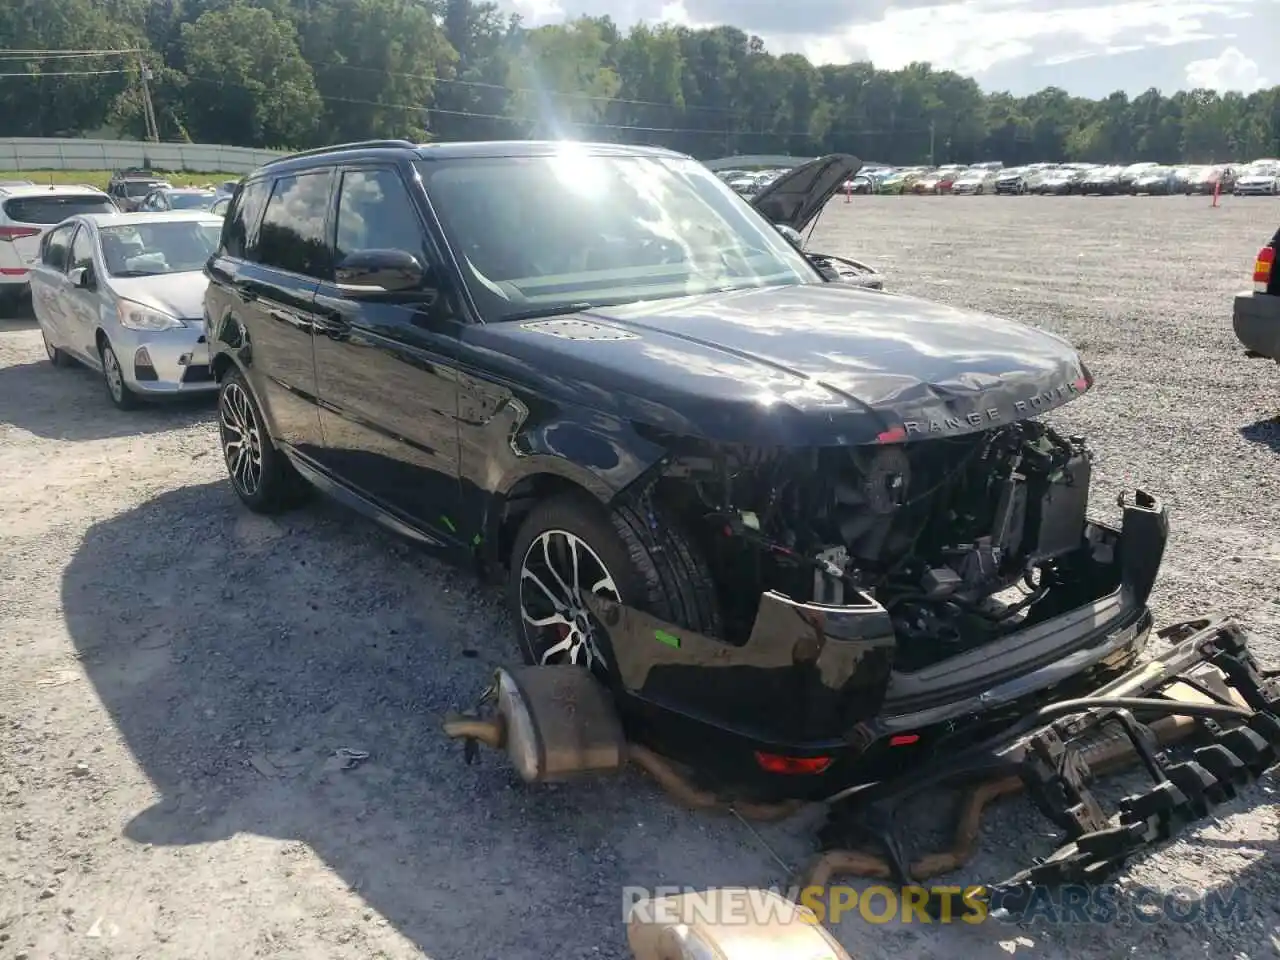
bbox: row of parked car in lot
[720,158,1280,197]
[0,167,240,407]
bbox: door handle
[269,307,314,333]
[232,281,259,303]
[313,314,351,341]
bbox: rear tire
[42,329,70,368]
[508,493,721,683]
[217,369,310,514]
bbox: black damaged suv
[205,140,1169,797]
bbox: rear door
[28,222,78,348]
[211,170,331,457]
[310,164,462,537]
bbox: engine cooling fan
[832,446,912,561]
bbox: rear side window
[42,223,76,270]
[220,178,270,259]
[4,195,114,224]
[251,171,332,280]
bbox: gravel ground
[1,194,1279,960]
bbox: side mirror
[334,249,428,295]
[69,266,94,289]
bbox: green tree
[180,4,322,147]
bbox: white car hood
[107,271,208,321]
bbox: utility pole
[928,119,936,166]
[138,53,159,142]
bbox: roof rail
[262,139,418,167]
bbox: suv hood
[749,154,861,233]
[466,284,1090,447]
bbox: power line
[0,49,139,62]
[315,59,749,116]
[0,48,141,55]
[181,72,935,139]
[0,68,129,78]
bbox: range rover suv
[206,139,1169,797]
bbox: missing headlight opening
[652,420,1098,671]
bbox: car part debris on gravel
[446,615,1280,924]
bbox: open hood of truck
[749,154,862,234]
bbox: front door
[310,164,463,544]
[62,224,102,361]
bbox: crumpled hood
[465,283,1091,447]
[107,271,208,321]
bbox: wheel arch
[483,444,667,573]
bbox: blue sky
[507,0,1276,98]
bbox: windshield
[3,195,114,224]
[169,192,215,210]
[99,220,222,276]
[417,150,820,321]
[124,181,162,197]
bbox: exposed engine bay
[656,421,1095,671]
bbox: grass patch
[0,170,240,190]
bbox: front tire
[100,341,138,410]
[217,369,310,513]
[509,493,721,682]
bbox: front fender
[477,407,669,563]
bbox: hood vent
[523,319,639,342]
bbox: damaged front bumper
[808,614,1280,908]
[586,490,1170,798]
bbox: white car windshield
[417,149,821,321]
[99,221,222,277]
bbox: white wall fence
[0,138,286,173]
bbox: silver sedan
[29,211,222,409]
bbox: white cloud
[512,0,565,21]
[1184,46,1269,91]
[795,0,1249,75]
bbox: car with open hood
[205,139,1171,798]
[746,153,884,290]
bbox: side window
[251,171,333,279]
[334,168,428,264]
[42,224,74,271]
[69,227,94,272]
[221,178,270,260]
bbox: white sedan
[29,211,222,409]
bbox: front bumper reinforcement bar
[805,615,1280,914]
